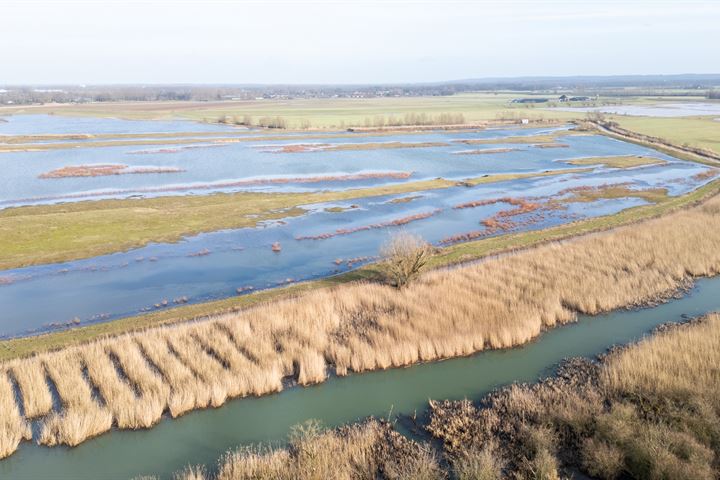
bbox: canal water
[2,275,719,480]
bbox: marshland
[0,115,716,338]
[2,163,720,468]
[3,5,720,474]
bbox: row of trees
[214,112,469,129]
[216,115,293,129]
[355,112,466,128]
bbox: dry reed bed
[428,314,720,479]
[166,314,720,479]
[1,195,720,458]
[162,419,441,480]
[295,209,442,240]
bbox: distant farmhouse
[559,94,593,102]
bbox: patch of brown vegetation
[442,197,549,243]
[262,143,330,153]
[0,370,31,460]
[262,141,449,153]
[557,183,669,204]
[534,143,569,148]
[39,164,185,179]
[159,419,441,480]
[692,169,720,181]
[455,132,570,146]
[388,195,422,204]
[454,147,519,155]
[295,209,442,240]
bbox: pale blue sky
[2,0,719,84]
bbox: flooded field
[0,115,717,337]
[549,102,720,117]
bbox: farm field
[0,93,576,127]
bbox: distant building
[510,98,549,104]
[521,118,530,124]
[558,95,592,102]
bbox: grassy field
[0,93,579,128]
[609,115,720,154]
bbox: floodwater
[549,102,720,117]
[2,275,719,480]
[0,115,716,337]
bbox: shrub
[380,232,431,288]
[452,441,504,480]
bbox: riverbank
[158,312,718,480]
[428,313,720,479]
[1,183,720,460]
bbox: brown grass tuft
[0,370,31,459]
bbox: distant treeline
[708,90,720,99]
[3,74,720,105]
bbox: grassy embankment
[567,155,667,169]
[1,187,720,457]
[162,312,720,480]
[455,132,581,145]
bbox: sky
[2,0,719,85]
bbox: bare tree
[381,232,432,288]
